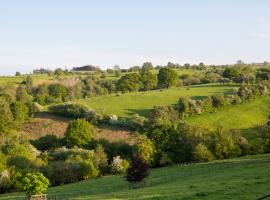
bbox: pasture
[76,84,237,117]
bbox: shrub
[31,135,63,151]
[211,94,226,108]
[110,156,129,174]
[178,97,189,116]
[212,128,241,159]
[133,136,155,164]
[128,114,147,131]
[159,152,173,167]
[93,144,108,175]
[193,143,215,162]
[149,105,179,125]
[10,101,29,126]
[125,156,149,185]
[65,119,93,147]
[49,103,89,119]
[18,172,50,197]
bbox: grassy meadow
[1,154,269,200]
[76,84,237,117]
[187,95,270,140]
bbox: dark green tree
[140,70,157,91]
[65,118,93,147]
[157,68,178,88]
[117,73,142,92]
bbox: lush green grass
[187,95,270,140]
[1,154,270,200]
[76,84,237,117]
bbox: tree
[48,83,68,102]
[141,62,154,72]
[10,101,29,126]
[140,70,157,91]
[0,97,13,133]
[178,97,189,115]
[133,136,155,164]
[18,172,50,197]
[125,156,149,187]
[15,72,21,76]
[222,68,240,80]
[158,68,178,88]
[65,119,93,147]
[93,144,108,174]
[33,84,49,105]
[16,85,32,103]
[115,70,121,77]
[22,76,33,94]
[117,73,142,92]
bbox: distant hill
[72,65,101,71]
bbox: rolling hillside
[1,154,270,200]
[75,84,237,117]
[187,95,270,140]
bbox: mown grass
[187,95,270,140]
[76,84,237,117]
[1,154,270,200]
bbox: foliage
[140,70,157,91]
[65,119,93,147]
[193,143,215,162]
[0,97,13,134]
[31,135,63,151]
[18,172,50,197]
[117,73,142,92]
[158,68,178,88]
[110,156,129,174]
[10,101,29,125]
[133,136,155,164]
[93,144,108,175]
[125,156,149,184]
[49,103,89,119]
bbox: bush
[31,135,63,151]
[18,172,50,197]
[125,156,149,185]
[65,119,93,147]
[211,94,226,108]
[133,136,155,164]
[193,143,215,162]
[49,103,89,119]
[93,144,108,175]
[110,156,129,174]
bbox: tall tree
[157,68,178,88]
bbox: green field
[76,84,237,117]
[1,154,270,200]
[187,95,270,140]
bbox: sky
[0,0,270,75]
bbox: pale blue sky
[0,0,270,75]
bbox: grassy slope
[187,95,270,140]
[76,84,236,117]
[1,154,270,200]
